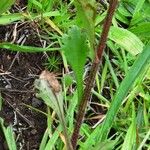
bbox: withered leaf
[39,70,61,93]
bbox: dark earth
[0,15,48,150]
[0,50,47,150]
[0,45,49,150]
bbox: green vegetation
[0,0,150,150]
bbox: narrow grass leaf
[136,104,144,130]
[5,126,17,150]
[0,13,25,25]
[39,129,49,150]
[45,17,63,35]
[0,43,59,52]
[121,103,136,150]
[137,128,150,150]
[62,26,89,102]
[93,140,119,150]
[104,53,119,88]
[0,0,15,15]
[29,0,43,10]
[146,67,150,79]
[132,0,145,17]
[100,62,108,92]
[129,22,150,38]
[0,11,60,25]
[66,91,78,131]
[109,26,144,55]
[41,0,53,12]
[45,125,62,150]
[143,101,149,129]
[0,118,17,150]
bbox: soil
[0,50,47,150]
[0,21,48,149]
[1,51,48,148]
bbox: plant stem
[55,94,73,150]
[71,0,118,149]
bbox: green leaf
[137,128,150,150]
[0,13,25,25]
[129,22,150,38]
[45,125,62,150]
[66,91,78,131]
[146,67,150,79]
[91,134,121,150]
[0,11,60,25]
[82,44,150,148]
[121,103,136,150]
[93,140,119,150]
[63,74,73,88]
[62,26,89,102]
[29,0,43,10]
[117,3,132,17]
[0,0,15,15]
[115,11,129,25]
[39,129,49,150]
[134,0,145,13]
[74,0,96,58]
[0,118,17,150]
[34,79,64,123]
[129,1,150,26]
[132,0,145,17]
[98,44,150,141]
[109,26,144,55]
[0,42,59,52]
[34,73,73,150]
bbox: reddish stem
[71,0,118,149]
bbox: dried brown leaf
[39,70,61,93]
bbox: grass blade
[0,0,15,15]
[129,22,150,38]
[0,13,25,24]
[0,118,17,150]
[98,44,150,141]
[0,42,59,52]
[0,11,60,25]
[133,0,145,16]
[83,44,150,148]
[45,125,62,150]
[137,128,150,150]
[39,129,49,150]
[121,103,136,150]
